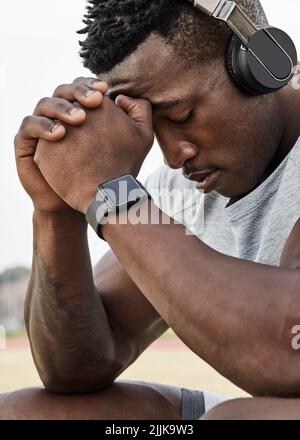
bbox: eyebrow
[151,99,182,111]
[108,87,183,111]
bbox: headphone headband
[191,0,256,44]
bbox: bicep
[93,250,168,357]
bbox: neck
[259,84,300,183]
[228,85,300,204]
[275,84,300,162]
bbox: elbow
[42,375,116,395]
[40,365,122,395]
[36,356,126,395]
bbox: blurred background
[0,0,299,397]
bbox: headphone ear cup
[225,34,241,88]
[225,34,254,94]
[225,28,297,95]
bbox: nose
[162,141,198,170]
[154,120,199,169]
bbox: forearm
[104,201,300,396]
[27,210,118,393]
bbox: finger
[73,76,109,93]
[53,78,108,109]
[33,97,86,125]
[115,95,153,129]
[16,116,66,149]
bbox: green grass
[5,329,27,339]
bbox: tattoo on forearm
[26,242,114,376]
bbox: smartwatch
[86,174,151,240]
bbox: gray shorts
[181,388,230,420]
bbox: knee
[0,388,46,420]
[201,398,251,420]
[0,382,181,420]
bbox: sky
[0,0,299,272]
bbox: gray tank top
[144,137,300,266]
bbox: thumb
[115,94,153,130]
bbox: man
[2,0,300,420]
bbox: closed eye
[171,109,195,125]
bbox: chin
[215,172,259,199]
[214,182,249,199]
[215,188,233,198]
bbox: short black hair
[78,0,267,75]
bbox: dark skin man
[3,32,300,420]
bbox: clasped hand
[15,77,154,215]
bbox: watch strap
[86,197,110,241]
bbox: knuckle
[73,83,88,95]
[36,96,50,108]
[53,83,68,96]
[73,76,95,87]
[20,115,53,137]
[40,117,53,131]
[54,99,71,113]
[20,115,32,131]
[73,76,85,84]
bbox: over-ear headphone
[190,0,298,95]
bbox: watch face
[99,175,147,208]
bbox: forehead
[98,34,208,103]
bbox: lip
[184,168,217,181]
[185,168,222,193]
